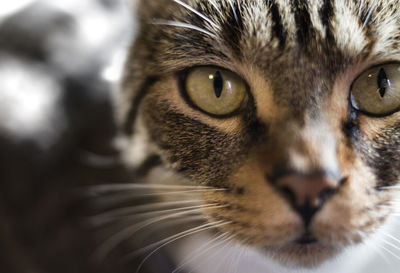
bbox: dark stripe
[268,0,287,49]
[320,0,335,41]
[220,1,244,58]
[123,77,158,135]
[291,0,315,47]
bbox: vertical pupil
[213,71,223,98]
[377,68,388,98]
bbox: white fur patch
[332,1,368,55]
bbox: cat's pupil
[213,71,223,98]
[377,68,389,98]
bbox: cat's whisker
[127,221,228,259]
[228,0,239,24]
[95,204,228,261]
[89,200,204,226]
[150,19,217,39]
[376,204,391,209]
[91,203,215,228]
[232,243,246,273]
[188,230,234,273]
[208,0,223,17]
[379,240,400,261]
[381,237,400,252]
[134,220,231,273]
[362,0,378,29]
[172,232,233,273]
[86,183,216,194]
[377,185,400,190]
[172,0,219,29]
[358,0,365,17]
[136,215,207,241]
[370,242,393,265]
[92,188,226,208]
[213,238,235,273]
[381,232,400,247]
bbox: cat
[110,0,400,272]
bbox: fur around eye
[183,67,247,116]
[350,63,400,116]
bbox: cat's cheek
[312,158,389,245]
[138,78,250,185]
[200,159,303,246]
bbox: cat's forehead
[137,0,400,74]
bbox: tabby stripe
[320,0,335,41]
[291,0,315,47]
[220,1,244,58]
[268,0,287,49]
[124,77,158,135]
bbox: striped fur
[116,0,400,269]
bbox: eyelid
[178,66,250,118]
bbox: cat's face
[118,0,400,267]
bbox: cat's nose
[272,171,344,226]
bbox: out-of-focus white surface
[0,55,64,148]
[0,0,132,148]
[0,0,35,18]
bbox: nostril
[278,186,296,206]
[268,171,345,226]
[318,188,337,205]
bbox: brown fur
[118,0,400,268]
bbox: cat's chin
[261,241,340,268]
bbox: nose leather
[276,174,338,207]
[271,171,343,227]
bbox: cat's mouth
[295,232,318,245]
[260,232,339,267]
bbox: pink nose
[272,171,344,226]
[276,174,338,207]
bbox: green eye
[184,67,247,116]
[350,63,400,116]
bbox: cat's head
[117,0,400,267]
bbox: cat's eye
[350,63,400,116]
[184,67,247,116]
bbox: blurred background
[0,1,142,272]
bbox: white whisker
[358,0,365,17]
[228,0,239,24]
[378,185,400,190]
[209,0,223,17]
[172,232,233,273]
[92,188,225,208]
[381,238,400,251]
[362,0,377,29]
[134,220,231,273]
[128,221,226,258]
[150,19,217,39]
[173,0,219,28]
[89,200,204,226]
[187,236,232,273]
[86,183,215,194]
[379,243,400,261]
[91,203,214,227]
[136,215,207,241]
[95,204,227,261]
[382,232,400,246]
[372,243,392,265]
